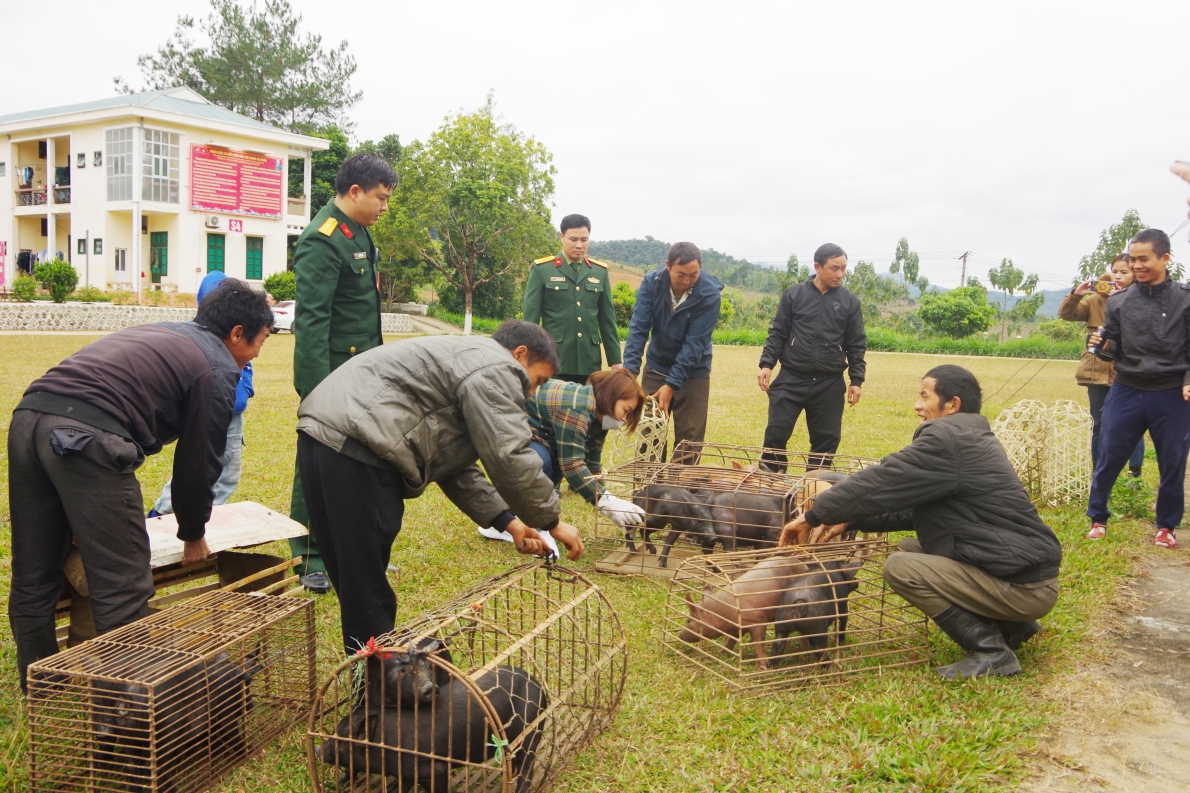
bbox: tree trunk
[463,287,473,336]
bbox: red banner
[190,145,283,218]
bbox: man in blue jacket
[149,270,256,516]
[623,242,723,464]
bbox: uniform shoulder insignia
[587,258,609,268]
[534,255,555,265]
[317,218,338,236]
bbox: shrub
[718,293,736,327]
[172,292,198,307]
[12,273,39,302]
[33,259,79,303]
[110,288,137,305]
[144,289,170,306]
[918,286,997,338]
[1036,317,1083,342]
[74,285,105,303]
[612,281,636,327]
[264,270,296,302]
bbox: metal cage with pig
[663,541,929,692]
[307,561,627,793]
[26,590,316,793]
[592,441,880,578]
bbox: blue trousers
[153,412,244,514]
[1086,385,1145,473]
[1087,383,1190,530]
[529,440,563,487]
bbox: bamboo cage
[27,591,316,793]
[991,399,1093,505]
[307,562,627,793]
[663,541,929,693]
[600,395,668,470]
[594,442,880,578]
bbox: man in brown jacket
[1059,257,1144,476]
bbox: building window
[142,128,180,203]
[245,237,263,280]
[114,248,126,271]
[150,231,168,283]
[207,234,225,272]
[105,128,133,201]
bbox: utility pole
[959,251,970,286]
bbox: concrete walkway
[409,315,462,335]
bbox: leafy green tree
[988,258,1041,341]
[387,98,555,334]
[117,0,360,133]
[889,237,930,293]
[354,134,403,167]
[776,253,811,292]
[264,270,296,301]
[718,293,736,327]
[612,281,636,327]
[34,260,79,303]
[1074,209,1184,283]
[291,125,351,210]
[844,261,910,320]
[918,287,997,338]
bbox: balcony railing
[53,186,71,204]
[16,188,47,206]
[286,197,307,217]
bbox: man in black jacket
[758,243,866,471]
[779,365,1062,679]
[1087,229,1190,549]
[7,280,273,691]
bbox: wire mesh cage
[307,562,627,793]
[991,399,1092,504]
[600,395,669,470]
[663,540,929,693]
[26,590,316,793]
[593,442,880,578]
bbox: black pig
[770,559,863,666]
[631,485,719,568]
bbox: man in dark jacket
[623,242,724,464]
[759,243,866,471]
[1087,229,1190,549]
[8,281,273,691]
[779,365,1062,679]
[296,320,584,656]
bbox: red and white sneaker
[1086,523,1107,540]
[1154,528,1177,549]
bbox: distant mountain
[588,238,786,293]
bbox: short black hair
[491,319,560,372]
[195,278,274,342]
[814,243,847,266]
[924,364,982,414]
[667,242,701,267]
[335,153,399,196]
[560,214,591,234]
[1131,228,1171,259]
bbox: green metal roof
[0,87,284,135]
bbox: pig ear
[731,461,744,470]
[350,712,377,738]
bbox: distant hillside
[589,237,785,293]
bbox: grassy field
[0,334,1165,791]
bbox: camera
[1094,281,1113,294]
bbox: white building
[0,87,330,295]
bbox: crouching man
[779,365,1062,679]
[295,320,585,656]
[8,280,273,692]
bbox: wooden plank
[147,501,306,568]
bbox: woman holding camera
[1060,255,1145,482]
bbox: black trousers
[641,369,711,464]
[760,373,846,472]
[297,432,405,657]
[8,410,154,692]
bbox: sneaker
[1155,528,1177,549]
[477,526,560,557]
[1086,523,1107,540]
[1128,467,1142,478]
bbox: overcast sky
[3,0,1188,289]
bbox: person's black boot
[993,619,1041,651]
[300,571,332,594]
[931,604,1021,679]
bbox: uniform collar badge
[554,258,563,267]
[340,223,354,240]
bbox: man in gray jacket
[296,320,584,655]
[779,365,1062,680]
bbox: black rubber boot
[993,619,1041,651]
[931,604,1021,679]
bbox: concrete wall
[0,302,415,333]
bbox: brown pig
[677,556,810,669]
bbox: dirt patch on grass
[1024,556,1190,792]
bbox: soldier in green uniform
[289,154,398,592]
[523,214,622,384]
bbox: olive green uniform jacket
[289,199,383,573]
[522,254,621,378]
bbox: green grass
[426,305,502,333]
[0,336,1164,791]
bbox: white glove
[598,493,645,527]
